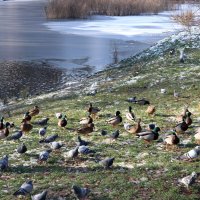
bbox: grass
[45,0,180,19]
[0,37,200,199]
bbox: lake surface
[0,0,182,100]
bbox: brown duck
[126,119,142,134]
[87,103,100,118]
[21,119,33,133]
[29,106,40,117]
[58,115,67,128]
[146,105,156,116]
[79,115,93,127]
[77,123,94,135]
[164,132,180,150]
[0,122,10,139]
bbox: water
[0,0,180,100]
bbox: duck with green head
[106,111,122,127]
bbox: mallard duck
[125,119,142,134]
[23,112,31,122]
[164,132,180,150]
[87,103,100,118]
[126,106,135,121]
[136,127,160,143]
[194,128,200,144]
[29,106,39,117]
[176,107,188,122]
[106,111,122,126]
[20,119,33,133]
[174,119,188,134]
[146,105,156,116]
[79,115,93,127]
[58,115,67,128]
[77,123,94,135]
[185,112,192,126]
[0,122,10,139]
[0,117,4,130]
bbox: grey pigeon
[72,185,90,200]
[17,143,27,154]
[31,190,48,200]
[179,146,200,161]
[78,145,95,155]
[77,136,89,146]
[13,180,33,196]
[67,146,79,158]
[39,134,58,143]
[39,127,47,137]
[0,155,8,171]
[37,118,49,126]
[7,131,23,141]
[38,150,52,162]
[50,141,63,150]
[99,157,115,169]
[110,130,119,140]
[178,172,197,189]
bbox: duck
[124,119,142,134]
[194,128,200,144]
[136,127,160,143]
[79,115,93,127]
[29,106,40,117]
[174,119,188,134]
[77,123,94,135]
[0,122,10,139]
[146,105,156,116]
[126,106,135,121]
[23,112,32,122]
[164,132,180,150]
[20,119,33,133]
[58,115,67,128]
[185,112,192,126]
[106,111,122,126]
[176,107,188,122]
[87,103,100,118]
[0,117,4,130]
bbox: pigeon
[178,146,200,161]
[37,118,49,126]
[38,150,52,162]
[0,155,8,171]
[136,99,150,105]
[78,145,94,155]
[7,131,23,141]
[13,180,33,196]
[39,134,58,143]
[67,146,79,159]
[39,127,47,137]
[55,113,62,119]
[72,185,90,200]
[31,190,48,200]
[178,172,197,189]
[100,130,107,136]
[76,136,89,146]
[110,130,120,140]
[99,157,115,169]
[127,97,137,103]
[50,141,63,150]
[17,143,27,154]
[179,48,186,63]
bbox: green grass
[0,46,200,199]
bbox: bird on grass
[136,127,160,143]
[178,172,197,190]
[77,123,94,135]
[0,117,4,130]
[164,132,180,150]
[174,119,188,134]
[37,118,49,126]
[79,115,93,127]
[99,157,115,169]
[194,128,200,144]
[39,134,58,143]
[126,106,135,121]
[185,112,192,126]
[39,127,47,138]
[0,122,10,139]
[146,105,156,116]
[7,131,23,142]
[124,118,142,134]
[55,113,62,119]
[58,115,67,128]
[0,155,8,171]
[29,106,40,117]
[78,145,95,155]
[100,130,107,136]
[50,141,63,150]
[176,107,189,122]
[106,111,122,126]
[76,136,89,146]
[110,130,120,140]
[179,48,187,63]
[178,146,200,161]
[13,180,33,197]
[87,103,100,119]
[38,150,52,163]
[67,146,79,159]
[23,112,32,122]
[21,119,33,133]
[31,190,48,200]
[17,143,27,154]
[72,185,90,200]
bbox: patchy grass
[0,37,200,199]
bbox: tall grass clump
[45,0,180,19]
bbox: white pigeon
[31,190,48,200]
[178,172,197,189]
[179,146,200,161]
[55,113,62,119]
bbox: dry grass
[45,0,178,19]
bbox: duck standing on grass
[23,112,32,122]
[29,106,39,117]
[79,115,93,127]
[58,115,67,128]
[0,122,10,139]
[146,105,156,116]
[77,123,94,135]
[106,111,122,126]
[126,106,135,121]
[21,119,33,133]
[174,119,188,134]
[87,103,100,119]
[164,132,180,150]
[124,119,142,134]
